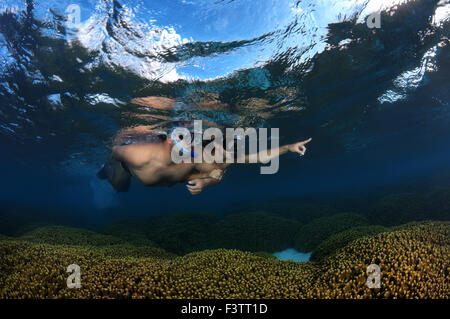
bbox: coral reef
[270,204,341,224]
[0,210,46,237]
[146,212,218,255]
[101,219,155,246]
[19,226,125,247]
[102,211,301,254]
[310,225,388,262]
[252,251,278,260]
[236,201,340,224]
[424,187,450,221]
[0,222,448,299]
[0,242,317,299]
[0,203,80,237]
[1,187,449,300]
[294,213,368,252]
[366,193,427,226]
[312,222,449,298]
[18,226,174,259]
[210,211,302,252]
[93,244,176,259]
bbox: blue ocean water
[0,0,448,228]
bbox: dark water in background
[0,0,449,228]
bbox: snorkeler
[97,96,312,195]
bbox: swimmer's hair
[156,132,168,141]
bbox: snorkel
[170,129,199,158]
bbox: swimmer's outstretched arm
[232,137,312,165]
[184,138,311,195]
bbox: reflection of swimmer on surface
[97,96,312,195]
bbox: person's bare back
[97,125,221,191]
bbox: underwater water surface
[0,0,449,299]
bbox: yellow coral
[0,222,448,299]
[312,222,449,299]
[310,225,388,261]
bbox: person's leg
[97,157,131,192]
